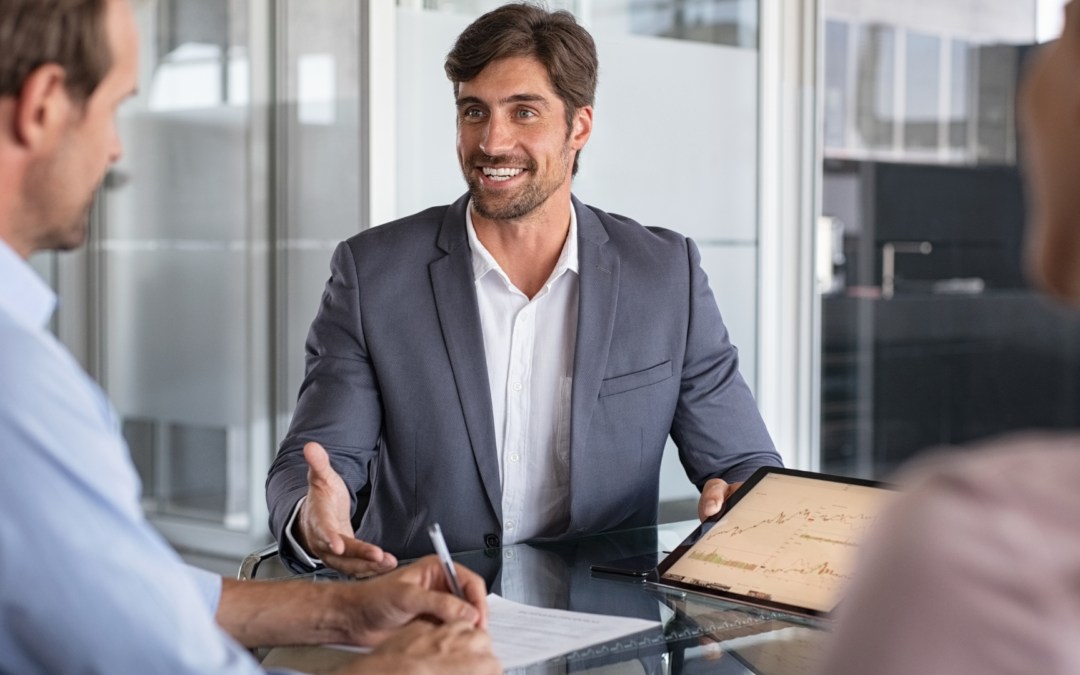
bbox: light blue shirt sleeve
[0,315,300,675]
[186,564,225,615]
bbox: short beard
[463,147,570,222]
[23,156,96,253]
[39,210,91,252]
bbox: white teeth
[482,167,524,181]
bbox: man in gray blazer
[266,4,781,575]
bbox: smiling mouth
[481,167,525,182]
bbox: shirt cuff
[284,495,323,569]
[184,564,223,614]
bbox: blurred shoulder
[0,313,105,428]
[895,432,1080,506]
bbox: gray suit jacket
[267,194,780,569]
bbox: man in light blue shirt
[0,1,499,673]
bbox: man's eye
[516,109,536,118]
[463,109,484,119]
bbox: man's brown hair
[0,0,113,104]
[445,2,598,176]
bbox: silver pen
[428,523,465,599]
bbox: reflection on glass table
[251,521,830,675]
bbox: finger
[323,552,400,579]
[475,653,503,675]
[724,481,743,500]
[324,530,346,557]
[377,619,435,648]
[406,557,488,628]
[432,621,490,651]
[451,624,493,655]
[454,564,489,628]
[699,479,728,521]
[406,587,482,627]
[464,626,493,654]
[304,442,338,484]
[337,537,396,565]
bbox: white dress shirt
[466,202,579,545]
[0,238,279,674]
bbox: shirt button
[505,520,515,531]
[504,550,515,560]
[513,382,523,392]
[510,453,520,463]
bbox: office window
[903,31,941,151]
[948,40,973,151]
[821,0,1049,478]
[104,0,257,531]
[824,20,850,150]
[277,0,363,441]
[855,25,896,151]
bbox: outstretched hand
[296,441,398,577]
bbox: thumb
[304,442,336,484]
[402,586,481,627]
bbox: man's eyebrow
[503,93,548,105]
[455,93,551,107]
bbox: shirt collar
[0,237,58,331]
[465,199,579,286]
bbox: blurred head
[0,0,137,258]
[1020,0,1080,303]
[445,3,597,178]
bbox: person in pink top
[820,3,1080,674]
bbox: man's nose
[108,129,124,164]
[480,116,514,157]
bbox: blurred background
[28,0,1068,570]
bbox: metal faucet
[882,241,932,299]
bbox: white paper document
[327,593,660,670]
[485,594,660,669]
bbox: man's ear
[13,64,73,151]
[570,105,593,151]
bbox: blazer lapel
[568,196,620,531]
[429,195,503,519]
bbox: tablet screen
[660,471,896,614]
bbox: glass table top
[254,521,830,674]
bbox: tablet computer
[654,466,898,620]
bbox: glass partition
[92,0,265,550]
[818,0,1061,478]
[59,0,366,556]
[277,0,363,440]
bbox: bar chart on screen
[662,473,895,612]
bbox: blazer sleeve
[265,241,384,571]
[669,238,783,487]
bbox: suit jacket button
[484,534,500,548]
